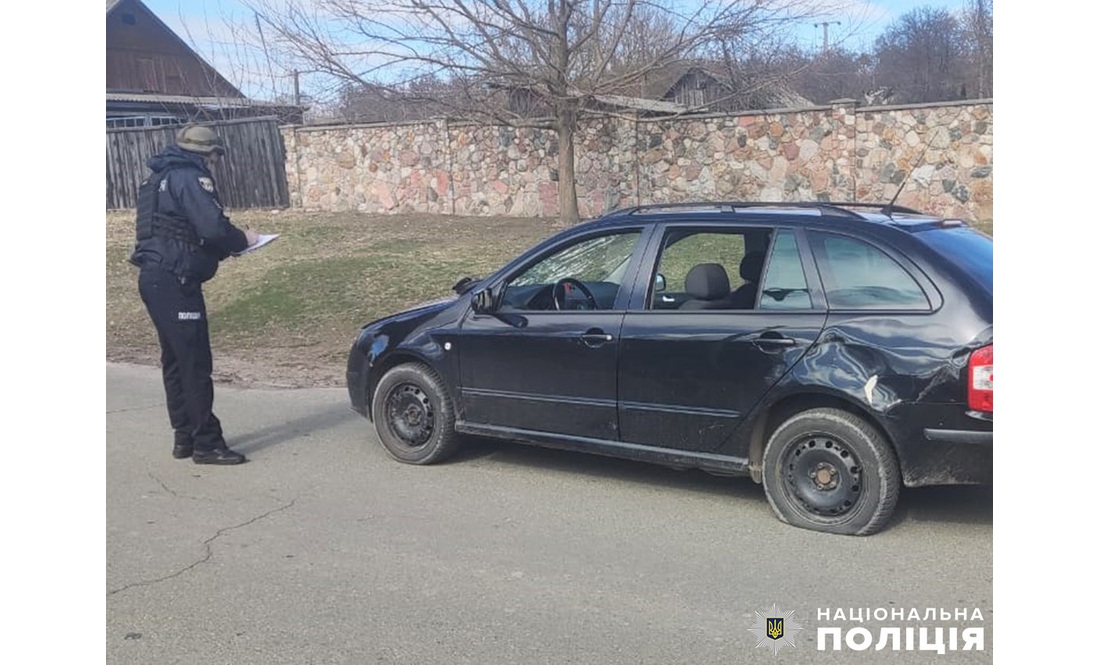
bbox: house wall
[282,99,993,222]
[665,70,731,112]
[106,0,241,97]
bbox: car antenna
[883,139,933,219]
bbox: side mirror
[654,273,666,292]
[472,288,495,313]
[452,276,480,295]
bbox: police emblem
[748,603,801,655]
[198,177,215,193]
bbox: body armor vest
[134,173,201,245]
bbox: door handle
[752,335,796,348]
[580,330,614,347]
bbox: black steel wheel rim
[385,383,435,447]
[780,434,864,518]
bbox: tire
[371,363,460,465]
[762,408,900,536]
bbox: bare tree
[786,48,875,105]
[602,3,687,99]
[711,36,812,110]
[962,0,993,99]
[245,0,833,223]
[873,7,968,104]
[336,78,450,123]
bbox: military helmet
[176,124,226,156]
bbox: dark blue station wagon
[346,202,993,535]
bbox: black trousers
[138,267,225,451]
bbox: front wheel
[762,408,900,536]
[371,363,460,465]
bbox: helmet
[176,124,226,156]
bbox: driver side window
[502,231,641,311]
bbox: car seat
[727,250,766,309]
[680,263,735,310]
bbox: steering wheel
[552,278,598,311]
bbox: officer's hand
[244,228,260,246]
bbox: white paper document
[234,233,280,256]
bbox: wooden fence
[106,117,290,209]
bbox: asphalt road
[107,362,993,664]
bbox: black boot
[172,433,193,460]
[192,447,247,465]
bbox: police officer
[130,124,263,465]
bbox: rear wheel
[371,363,460,465]
[762,408,900,536]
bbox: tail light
[967,345,993,412]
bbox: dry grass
[107,209,558,387]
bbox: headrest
[740,251,766,282]
[684,263,731,300]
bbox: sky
[141,0,973,104]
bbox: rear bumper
[901,439,992,487]
[900,428,993,486]
[885,404,992,487]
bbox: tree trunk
[557,110,581,225]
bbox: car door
[457,229,647,441]
[616,224,827,452]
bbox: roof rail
[602,202,732,216]
[825,201,926,216]
[602,201,928,220]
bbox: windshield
[917,226,992,295]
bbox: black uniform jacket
[130,146,249,283]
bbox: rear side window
[809,232,930,310]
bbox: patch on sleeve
[198,177,215,193]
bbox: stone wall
[283,99,992,221]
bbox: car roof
[580,201,965,234]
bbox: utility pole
[814,21,841,56]
[293,70,301,107]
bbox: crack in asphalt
[144,472,216,503]
[107,404,163,414]
[148,472,179,498]
[146,473,222,503]
[107,499,297,597]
